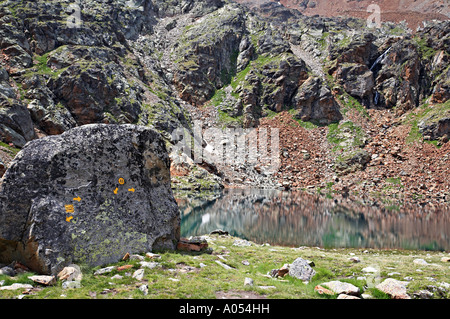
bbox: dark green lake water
[178,188,450,251]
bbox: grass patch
[20,52,69,80]
[1,235,449,299]
[385,177,401,185]
[336,92,369,118]
[0,141,21,156]
[406,119,422,144]
[367,288,391,299]
[217,109,243,127]
[414,36,437,60]
[210,89,226,107]
[326,121,365,152]
[287,108,321,129]
[230,63,251,90]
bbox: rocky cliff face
[0,0,449,208]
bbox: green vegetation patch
[405,100,450,147]
[1,235,448,299]
[0,142,21,156]
[326,121,366,152]
[414,36,437,60]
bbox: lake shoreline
[177,187,450,251]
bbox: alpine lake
[177,188,450,251]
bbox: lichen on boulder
[0,124,180,274]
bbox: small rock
[314,285,334,295]
[215,260,234,270]
[269,264,290,278]
[232,239,252,247]
[362,266,378,273]
[0,266,15,276]
[349,257,360,263]
[337,294,360,299]
[28,275,56,286]
[413,259,429,266]
[140,261,160,269]
[258,286,276,290]
[439,282,450,290]
[130,254,144,261]
[242,260,250,266]
[145,253,161,259]
[57,265,82,281]
[441,257,450,263]
[404,277,414,281]
[320,281,360,296]
[62,280,82,289]
[177,237,209,251]
[376,278,410,299]
[244,278,254,286]
[210,229,229,236]
[302,151,311,160]
[139,284,148,296]
[361,293,374,299]
[413,290,433,299]
[132,269,145,281]
[357,276,366,281]
[0,283,33,291]
[111,274,123,280]
[94,266,116,275]
[117,265,134,271]
[388,272,401,277]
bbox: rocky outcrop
[0,124,180,274]
[292,77,342,125]
[418,102,450,140]
[0,0,192,143]
[0,66,36,147]
[170,3,246,106]
[373,39,423,112]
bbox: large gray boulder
[0,124,180,274]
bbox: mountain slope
[0,0,449,209]
[237,0,449,30]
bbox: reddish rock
[177,238,209,252]
[117,265,134,271]
[314,285,334,296]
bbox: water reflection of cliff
[177,189,450,250]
